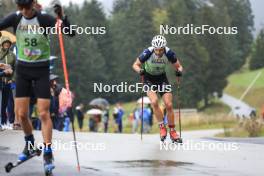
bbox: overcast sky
[38,0,114,13]
[39,0,264,34]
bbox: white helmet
[151,35,167,48]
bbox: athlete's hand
[54,4,64,19]
[175,64,183,77]
[175,70,182,77]
[139,69,145,76]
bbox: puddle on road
[114,160,193,168]
[82,166,101,172]
[0,146,9,151]
[81,160,194,176]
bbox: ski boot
[18,135,41,162]
[159,124,167,142]
[43,148,55,176]
[169,128,182,144]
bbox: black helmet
[15,0,33,6]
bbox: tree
[250,29,264,70]
[110,0,156,101]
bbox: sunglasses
[154,48,165,52]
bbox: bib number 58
[25,38,38,47]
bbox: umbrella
[50,74,59,81]
[137,96,151,104]
[0,31,16,43]
[86,109,103,115]
[89,98,109,108]
[50,56,58,61]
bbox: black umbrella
[50,74,59,81]
[89,98,109,108]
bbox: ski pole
[176,76,182,139]
[141,75,144,141]
[56,19,81,172]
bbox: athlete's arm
[166,48,183,72]
[173,60,183,72]
[132,58,142,74]
[0,13,17,31]
[39,12,75,37]
[133,48,152,74]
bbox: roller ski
[5,145,41,173]
[43,148,55,176]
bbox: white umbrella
[137,96,151,104]
[86,109,103,115]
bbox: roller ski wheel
[5,147,41,173]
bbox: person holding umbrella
[113,103,124,133]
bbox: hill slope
[224,68,264,113]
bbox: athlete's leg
[148,91,167,140]
[37,99,52,145]
[162,92,175,127]
[37,98,55,173]
[162,92,180,142]
[147,91,163,122]
[15,97,32,135]
[34,66,52,145]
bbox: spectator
[7,81,16,129]
[113,103,124,133]
[142,107,151,133]
[132,107,141,133]
[132,105,151,133]
[50,74,63,130]
[63,112,71,132]
[147,104,153,128]
[89,114,101,132]
[0,37,15,129]
[102,107,109,133]
[0,36,15,130]
[262,105,264,121]
[76,104,84,131]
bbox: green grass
[200,101,230,115]
[216,122,264,138]
[225,67,264,113]
[72,68,264,134]
[73,101,237,134]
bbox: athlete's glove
[175,70,182,77]
[54,4,63,19]
[139,69,145,76]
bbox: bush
[243,118,263,137]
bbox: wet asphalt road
[0,129,264,176]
